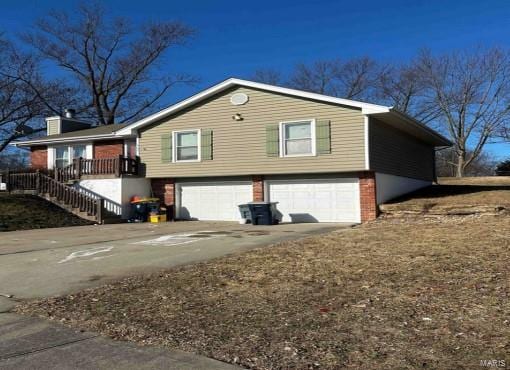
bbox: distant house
[13,78,451,223]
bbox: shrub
[495,159,510,176]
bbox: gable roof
[13,123,132,147]
[13,78,451,148]
[115,78,391,135]
[115,78,451,146]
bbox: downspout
[364,115,370,170]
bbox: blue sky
[1,0,510,159]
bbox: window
[280,120,315,156]
[174,130,200,162]
[73,145,86,159]
[54,144,87,168]
[55,146,70,168]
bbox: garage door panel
[178,182,252,221]
[267,179,360,223]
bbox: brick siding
[93,140,124,159]
[30,146,47,170]
[151,178,175,219]
[359,171,378,222]
[252,175,264,201]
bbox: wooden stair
[3,170,119,224]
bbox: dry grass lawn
[17,213,510,369]
[383,177,510,213]
[439,176,510,186]
[0,193,92,232]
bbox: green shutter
[316,120,331,155]
[161,133,172,163]
[201,129,213,160]
[266,124,279,157]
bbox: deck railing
[3,170,104,223]
[55,155,139,182]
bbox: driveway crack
[0,334,99,361]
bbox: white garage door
[177,181,252,221]
[267,178,360,223]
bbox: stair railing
[54,155,139,182]
[4,170,104,224]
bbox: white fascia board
[11,133,132,147]
[45,116,61,121]
[384,109,452,146]
[116,78,392,135]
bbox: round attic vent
[230,93,249,105]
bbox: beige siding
[47,119,60,136]
[369,118,434,181]
[139,86,366,178]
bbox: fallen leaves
[15,214,510,369]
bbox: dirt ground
[17,211,510,369]
[0,193,92,232]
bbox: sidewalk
[0,313,241,370]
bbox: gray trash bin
[248,202,279,225]
[238,204,252,222]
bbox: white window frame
[48,143,92,169]
[172,129,201,163]
[279,119,316,157]
[54,146,71,169]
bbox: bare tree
[499,124,510,142]
[288,57,380,101]
[0,36,59,152]
[251,69,282,85]
[377,62,441,123]
[436,147,496,177]
[23,2,195,125]
[0,150,28,170]
[417,48,510,177]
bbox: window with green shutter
[266,124,279,157]
[174,130,199,162]
[161,133,172,163]
[316,120,331,155]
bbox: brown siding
[369,118,435,181]
[139,86,366,178]
[93,140,124,159]
[30,146,47,170]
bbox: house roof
[115,78,451,147]
[13,123,132,147]
[13,78,452,148]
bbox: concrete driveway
[0,221,346,369]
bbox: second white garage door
[176,181,252,221]
[267,178,360,223]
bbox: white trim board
[364,115,370,170]
[116,78,391,136]
[114,78,450,146]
